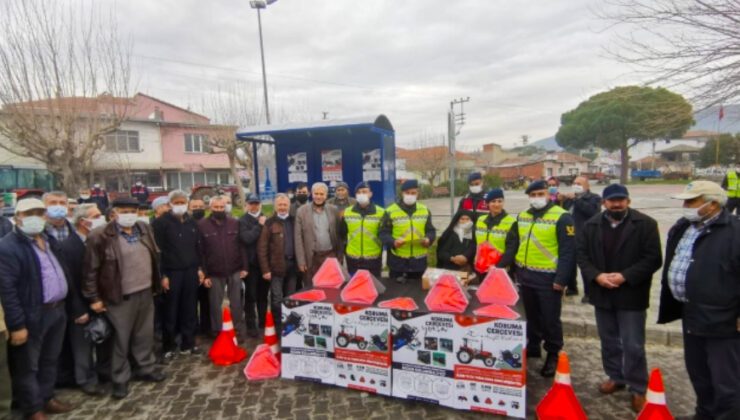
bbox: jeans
[163,267,199,352]
[594,307,648,395]
[271,260,299,331]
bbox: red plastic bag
[424,274,469,313]
[340,270,386,305]
[289,289,327,302]
[378,297,419,311]
[473,304,520,319]
[474,242,502,273]
[476,268,519,305]
[244,344,280,380]
[312,257,346,288]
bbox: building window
[104,130,140,152]
[185,134,210,153]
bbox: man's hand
[553,283,565,292]
[9,328,28,346]
[606,273,626,287]
[420,238,431,248]
[258,215,267,225]
[75,313,90,325]
[393,239,405,249]
[263,272,272,281]
[161,276,170,292]
[299,265,308,273]
[198,270,205,284]
[596,273,618,289]
[204,278,213,288]
[239,270,248,279]
[90,301,106,313]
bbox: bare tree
[0,0,132,195]
[404,132,449,186]
[601,0,740,107]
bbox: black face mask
[296,194,309,204]
[191,209,206,220]
[607,209,627,221]
[211,211,226,220]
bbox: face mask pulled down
[683,201,712,222]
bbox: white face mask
[137,216,150,224]
[225,204,233,213]
[403,194,417,206]
[80,194,91,200]
[88,217,106,230]
[469,185,483,194]
[573,185,584,194]
[172,204,188,216]
[277,212,290,220]
[288,193,294,200]
[458,221,473,231]
[356,193,370,205]
[19,216,46,235]
[682,201,711,222]
[248,206,262,217]
[117,213,138,228]
[529,197,548,210]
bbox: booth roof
[235,114,393,140]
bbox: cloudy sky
[112,0,642,150]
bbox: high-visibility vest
[387,202,430,259]
[344,204,384,259]
[515,206,566,273]
[727,171,740,198]
[475,213,516,254]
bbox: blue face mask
[47,205,68,220]
[548,186,558,195]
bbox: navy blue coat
[0,229,73,333]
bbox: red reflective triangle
[477,268,519,305]
[378,297,419,311]
[312,257,346,288]
[473,304,520,320]
[340,270,380,305]
[290,289,327,302]
[424,274,469,313]
[244,344,281,380]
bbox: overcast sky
[113,0,642,150]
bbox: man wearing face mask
[197,196,249,342]
[295,183,342,285]
[516,180,576,377]
[659,181,740,420]
[380,179,436,285]
[88,183,109,212]
[238,194,268,338]
[560,176,602,300]
[152,191,204,360]
[258,194,297,331]
[339,182,385,278]
[0,198,77,418]
[457,172,488,220]
[327,181,357,212]
[577,184,662,413]
[474,188,519,275]
[83,197,166,399]
[0,198,13,238]
[189,198,206,221]
[290,183,310,217]
[130,181,149,205]
[188,197,209,336]
[77,188,94,206]
[151,196,170,220]
[721,165,740,215]
[43,191,73,243]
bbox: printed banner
[362,149,382,181]
[321,149,343,182]
[288,152,308,183]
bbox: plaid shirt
[117,224,141,244]
[667,213,720,302]
[46,224,69,242]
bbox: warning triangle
[477,268,519,305]
[340,270,385,305]
[244,344,281,380]
[424,274,469,313]
[289,289,327,302]
[312,257,346,288]
[378,297,419,311]
[473,304,520,319]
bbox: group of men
[0,172,737,419]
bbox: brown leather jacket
[258,215,294,277]
[83,221,161,304]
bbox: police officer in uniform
[457,172,488,220]
[380,179,436,285]
[474,188,519,275]
[721,166,740,214]
[516,180,576,377]
[339,182,384,278]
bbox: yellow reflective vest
[475,213,516,254]
[727,171,740,198]
[515,206,566,273]
[387,203,430,259]
[344,204,384,259]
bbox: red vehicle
[456,338,496,367]
[335,326,368,350]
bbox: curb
[561,317,683,347]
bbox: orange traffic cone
[636,369,674,420]
[209,307,248,366]
[264,309,280,361]
[536,351,588,420]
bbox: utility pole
[322,111,329,120]
[448,97,470,216]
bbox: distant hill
[529,135,561,151]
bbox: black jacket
[58,230,92,319]
[577,209,662,311]
[437,211,476,271]
[562,191,602,233]
[0,216,12,238]
[152,211,200,271]
[238,212,263,267]
[658,210,740,337]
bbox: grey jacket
[294,203,342,269]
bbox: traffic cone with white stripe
[209,307,248,366]
[536,351,588,420]
[636,369,674,420]
[264,309,280,361]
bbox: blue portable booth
[236,115,397,207]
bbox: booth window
[185,134,210,153]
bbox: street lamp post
[249,0,276,125]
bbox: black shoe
[565,288,578,296]
[112,382,128,399]
[80,382,106,396]
[540,353,558,377]
[580,295,590,304]
[135,371,166,383]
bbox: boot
[540,352,558,377]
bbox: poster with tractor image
[451,315,527,418]
[281,296,336,385]
[332,304,392,396]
